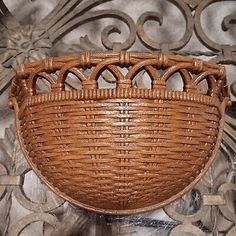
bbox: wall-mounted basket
[9,51,230,215]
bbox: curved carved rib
[41,0,111,36]
[39,0,84,30]
[222,13,236,31]
[0,0,20,29]
[136,0,194,50]
[136,11,163,50]
[49,10,136,50]
[195,0,236,52]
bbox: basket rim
[17,88,222,118]
[26,88,221,105]
[9,51,229,109]
[11,96,227,215]
[9,51,230,215]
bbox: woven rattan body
[9,52,230,215]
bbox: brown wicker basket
[9,51,230,215]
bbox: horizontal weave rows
[20,97,219,211]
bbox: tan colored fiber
[9,51,230,215]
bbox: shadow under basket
[9,51,230,215]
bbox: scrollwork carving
[194,0,236,61]
[222,13,236,31]
[0,0,136,94]
[136,0,194,51]
[8,213,59,236]
[0,0,236,235]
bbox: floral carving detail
[0,0,236,234]
[0,0,136,93]
[2,25,52,69]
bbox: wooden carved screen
[0,0,236,235]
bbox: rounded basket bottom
[19,96,220,214]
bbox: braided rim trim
[23,88,221,108]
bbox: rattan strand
[9,51,230,215]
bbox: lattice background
[0,0,236,235]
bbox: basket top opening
[9,51,229,108]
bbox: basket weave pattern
[9,52,229,214]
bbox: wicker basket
[9,51,230,215]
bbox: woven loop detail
[218,65,226,79]
[44,58,54,72]
[83,79,97,89]
[16,64,27,78]
[80,51,91,69]
[156,52,168,68]
[11,51,229,115]
[192,58,203,74]
[51,83,64,91]
[119,51,130,67]
[153,79,166,89]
